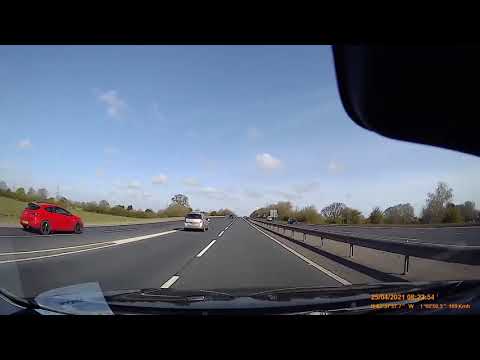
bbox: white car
[184,212,209,232]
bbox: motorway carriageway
[276,222,480,246]
[1,217,478,298]
[0,217,361,298]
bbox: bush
[443,206,464,223]
[296,205,323,224]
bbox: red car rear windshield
[26,203,40,210]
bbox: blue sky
[1,45,479,216]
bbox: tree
[368,207,384,224]
[443,205,464,223]
[209,210,218,216]
[99,200,110,208]
[171,194,190,207]
[458,201,476,222]
[384,203,415,224]
[296,205,323,224]
[15,187,26,198]
[164,204,191,217]
[321,202,346,223]
[422,182,453,223]
[341,207,363,224]
[127,205,133,211]
[145,209,153,213]
[27,187,37,197]
[115,205,125,209]
[0,181,8,191]
[37,188,49,200]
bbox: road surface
[0,217,479,299]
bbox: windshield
[1,45,480,315]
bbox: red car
[20,202,84,235]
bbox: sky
[1,45,479,216]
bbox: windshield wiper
[104,288,237,305]
[0,288,39,311]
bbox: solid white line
[196,240,216,257]
[0,243,117,265]
[0,242,115,256]
[245,219,352,286]
[160,275,180,289]
[0,230,178,265]
[218,230,225,237]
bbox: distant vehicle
[184,212,209,232]
[287,218,298,225]
[20,202,84,235]
[229,214,234,219]
[267,216,273,221]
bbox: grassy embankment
[0,196,183,226]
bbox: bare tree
[37,188,49,200]
[0,181,8,191]
[384,203,415,224]
[368,207,384,224]
[99,200,110,208]
[422,182,453,223]
[171,194,190,207]
[321,202,346,223]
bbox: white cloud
[256,153,282,171]
[104,146,119,155]
[247,127,261,140]
[17,139,32,149]
[183,177,200,187]
[127,180,141,189]
[97,90,127,118]
[327,160,345,175]
[152,174,168,185]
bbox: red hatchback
[20,202,84,235]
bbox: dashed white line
[196,240,216,257]
[218,230,225,237]
[160,275,180,289]
[245,219,352,286]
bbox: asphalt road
[0,218,352,299]
[274,222,480,246]
[1,217,479,300]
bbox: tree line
[250,182,480,225]
[0,181,195,219]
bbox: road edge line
[244,219,352,286]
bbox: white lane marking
[0,242,114,256]
[0,230,178,265]
[218,230,225,237]
[245,219,352,286]
[114,230,177,245]
[196,240,216,257]
[0,243,117,265]
[160,275,180,289]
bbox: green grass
[0,196,183,226]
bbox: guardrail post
[349,244,354,258]
[403,255,410,275]
[320,236,324,247]
[292,229,294,238]
[303,232,306,242]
